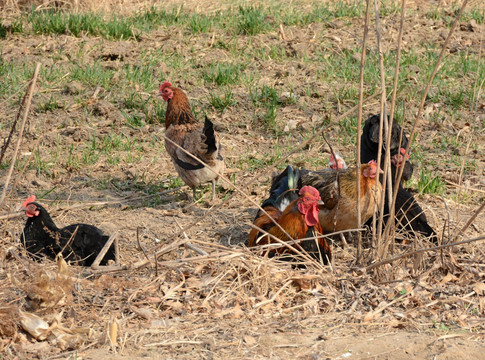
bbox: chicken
[328,151,348,170]
[20,195,115,266]
[159,82,224,200]
[361,113,413,182]
[361,114,437,242]
[297,160,382,233]
[248,166,331,264]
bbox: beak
[317,200,325,206]
[379,168,384,174]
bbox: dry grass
[1,0,484,358]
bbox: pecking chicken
[159,81,224,200]
[361,114,437,242]
[248,166,331,264]
[296,160,383,233]
[20,195,115,266]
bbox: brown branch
[373,0,393,261]
[174,218,208,256]
[453,200,485,242]
[0,82,30,166]
[0,186,185,220]
[0,63,41,210]
[381,0,407,250]
[356,0,372,264]
[365,235,485,271]
[91,232,119,267]
[391,0,470,219]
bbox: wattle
[304,205,319,227]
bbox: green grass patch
[418,170,446,195]
[208,88,237,113]
[70,63,114,88]
[201,62,246,85]
[27,7,187,40]
[236,5,271,35]
[0,19,23,38]
[37,97,64,113]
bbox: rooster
[248,166,331,264]
[159,82,224,200]
[20,195,115,266]
[361,114,437,242]
[297,160,382,233]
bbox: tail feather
[265,165,300,211]
[203,116,217,155]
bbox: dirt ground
[1,0,484,359]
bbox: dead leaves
[18,309,93,351]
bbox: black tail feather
[203,116,217,155]
[395,187,438,242]
[263,165,300,211]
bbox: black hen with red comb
[20,195,115,266]
[361,114,437,242]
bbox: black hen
[361,114,437,242]
[20,195,115,266]
[361,114,413,182]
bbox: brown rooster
[269,161,382,234]
[300,160,382,233]
[248,166,332,264]
[159,82,224,200]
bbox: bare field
[1,0,484,359]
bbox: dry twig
[0,63,41,210]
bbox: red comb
[299,186,321,199]
[368,160,377,166]
[159,81,172,92]
[400,147,410,159]
[22,194,36,208]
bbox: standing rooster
[159,82,224,200]
[248,166,331,264]
[20,195,115,266]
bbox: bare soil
[1,0,484,359]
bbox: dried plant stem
[91,232,119,267]
[174,218,208,256]
[4,136,42,202]
[0,63,41,210]
[373,0,393,262]
[355,0,371,264]
[391,0,470,221]
[381,0,407,252]
[0,83,29,166]
[453,201,485,242]
[0,187,184,220]
[365,234,485,271]
[378,0,407,259]
[136,227,152,265]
